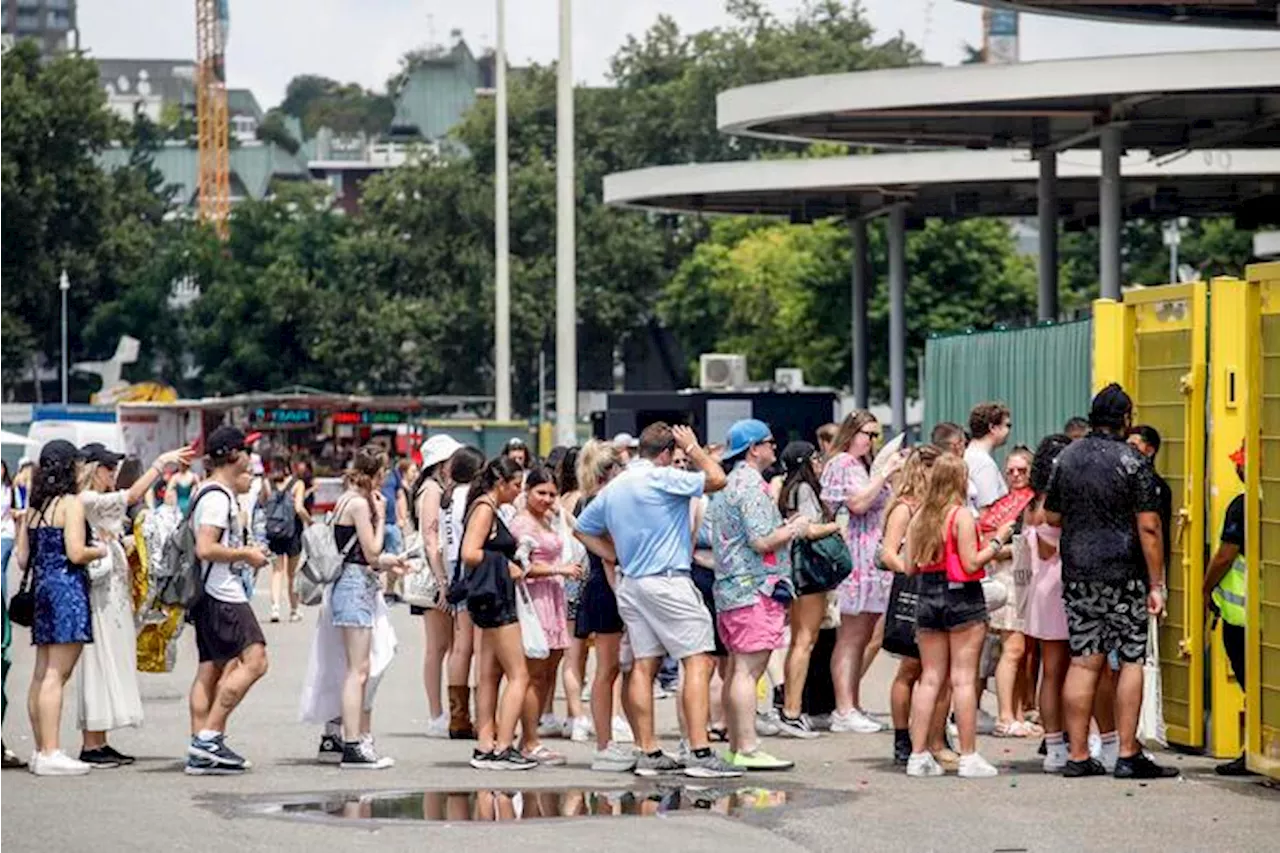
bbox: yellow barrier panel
[1091,298,1133,392]
[1208,277,1248,758]
[1246,261,1280,779]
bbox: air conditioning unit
[774,367,804,391]
[699,354,748,390]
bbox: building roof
[98,58,197,109]
[603,148,1280,224]
[391,40,482,139]
[227,88,263,121]
[716,48,1280,154]
[96,142,309,205]
[960,1,1280,30]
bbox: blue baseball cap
[723,419,772,460]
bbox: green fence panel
[923,319,1093,453]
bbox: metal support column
[850,218,870,410]
[888,206,907,435]
[1099,126,1123,301]
[1037,152,1059,321]
[493,0,511,420]
[554,0,577,446]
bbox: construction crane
[195,0,230,238]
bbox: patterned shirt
[708,462,789,612]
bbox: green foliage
[256,110,301,154]
[278,74,393,139]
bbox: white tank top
[443,484,469,568]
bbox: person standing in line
[462,457,537,771]
[502,437,531,470]
[709,420,808,771]
[1,460,21,769]
[75,443,194,767]
[930,422,967,459]
[409,435,464,738]
[553,446,590,741]
[612,433,639,466]
[1202,441,1254,777]
[509,467,582,765]
[965,403,1012,514]
[1127,425,1173,573]
[1063,418,1090,442]
[575,422,742,779]
[184,427,273,776]
[774,441,844,739]
[1044,384,1178,780]
[904,452,1013,779]
[820,411,903,734]
[441,446,486,741]
[314,446,407,769]
[572,440,637,772]
[1023,434,1074,772]
[816,423,839,463]
[13,441,108,775]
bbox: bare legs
[341,627,373,741]
[832,612,877,714]
[724,650,770,755]
[475,624,530,755]
[995,629,1027,727]
[188,643,268,736]
[626,656,662,753]
[910,622,986,755]
[563,628,588,723]
[1038,640,1070,735]
[520,649,563,753]
[782,593,826,718]
[590,633,622,751]
[28,643,83,754]
[422,609,453,719]
[680,653,715,751]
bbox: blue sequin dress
[31,526,93,646]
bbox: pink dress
[1023,524,1067,641]
[509,512,571,650]
[820,453,891,615]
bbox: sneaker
[653,683,673,700]
[2,742,27,770]
[289,610,303,623]
[30,750,91,777]
[1042,741,1068,774]
[1062,757,1108,778]
[537,714,564,738]
[188,734,246,769]
[449,725,477,740]
[634,750,684,777]
[755,709,781,737]
[893,731,912,767]
[100,745,136,765]
[676,739,692,763]
[425,713,450,739]
[907,751,944,778]
[612,715,635,744]
[568,715,593,743]
[269,605,280,623]
[317,734,344,764]
[490,746,538,771]
[1215,754,1257,777]
[525,744,567,766]
[340,739,394,770]
[184,755,243,776]
[684,750,746,779]
[78,747,122,769]
[726,748,794,771]
[958,752,999,779]
[807,713,832,732]
[776,713,819,740]
[1113,753,1179,780]
[829,709,882,734]
[591,742,638,772]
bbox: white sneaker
[975,708,997,735]
[590,742,637,772]
[906,751,944,777]
[537,714,564,738]
[958,752,999,779]
[269,604,281,623]
[829,709,882,734]
[31,750,91,777]
[1043,741,1068,773]
[568,716,593,743]
[611,715,634,744]
[755,709,781,736]
[425,712,449,739]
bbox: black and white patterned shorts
[1063,578,1148,664]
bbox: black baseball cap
[206,425,260,461]
[80,442,125,467]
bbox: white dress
[76,490,144,732]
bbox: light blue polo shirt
[574,459,705,578]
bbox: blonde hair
[885,444,941,521]
[577,439,622,497]
[76,460,100,493]
[906,452,968,568]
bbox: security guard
[1202,441,1253,776]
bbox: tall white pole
[493,0,512,421]
[554,0,577,446]
[59,269,70,405]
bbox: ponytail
[464,456,523,517]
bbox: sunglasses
[859,428,882,439]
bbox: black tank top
[334,525,369,565]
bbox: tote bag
[882,573,919,658]
[1137,617,1168,748]
[515,582,549,660]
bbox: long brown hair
[831,410,878,471]
[906,452,968,567]
[885,444,941,522]
[346,445,387,498]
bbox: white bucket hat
[420,434,464,470]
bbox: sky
[81,0,1280,111]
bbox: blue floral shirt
[708,462,789,612]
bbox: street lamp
[59,269,70,404]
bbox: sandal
[932,748,960,772]
[992,721,1032,738]
[707,726,729,743]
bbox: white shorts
[615,573,715,663]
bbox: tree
[278,74,393,139]
[256,109,301,154]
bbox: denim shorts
[383,524,404,556]
[914,573,988,633]
[332,563,380,628]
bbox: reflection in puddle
[264,786,803,823]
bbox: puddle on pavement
[239,785,840,825]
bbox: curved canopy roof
[603,149,1280,224]
[960,1,1280,30]
[716,49,1280,153]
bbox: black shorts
[574,563,624,638]
[1063,578,1148,664]
[691,566,728,658]
[192,597,266,664]
[1221,621,1246,690]
[268,523,302,558]
[914,574,987,633]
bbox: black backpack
[153,485,234,611]
[263,477,298,542]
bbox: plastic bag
[1138,617,1168,748]
[516,582,549,660]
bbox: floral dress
[820,453,891,615]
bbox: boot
[448,685,475,740]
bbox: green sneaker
[726,748,795,771]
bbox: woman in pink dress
[1022,434,1073,772]
[820,411,904,734]
[508,467,583,766]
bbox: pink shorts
[716,594,788,654]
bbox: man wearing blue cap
[575,421,741,779]
[708,419,810,771]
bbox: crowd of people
[0,381,1252,780]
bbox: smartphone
[189,435,204,456]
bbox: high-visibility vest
[1212,554,1247,628]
